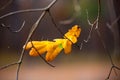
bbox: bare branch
[1,21,25,33]
[0,0,119,80]
[94,0,120,79]
[48,10,80,48]
[106,15,120,30]
[0,62,18,70]
[0,0,57,80]
[0,0,13,11]
[30,40,55,67]
[16,11,46,80]
[14,0,58,79]
[0,0,57,19]
[48,10,64,37]
[80,0,120,79]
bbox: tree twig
[81,0,120,79]
[0,0,57,80]
[0,21,25,33]
[30,40,55,67]
[0,0,13,11]
[0,0,57,19]
[0,62,18,70]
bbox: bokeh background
[0,0,120,80]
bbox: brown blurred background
[0,0,120,80]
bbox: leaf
[23,25,81,61]
[64,25,81,43]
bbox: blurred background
[0,0,120,80]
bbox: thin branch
[80,0,120,79]
[0,0,13,11]
[0,11,47,80]
[84,3,100,43]
[16,11,46,80]
[1,21,25,33]
[83,0,101,43]
[86,10,93,26]
[48,10,64,37]
[30,40,55,67]
[96,30,114,65]
[105,65,120,80]
[80,6,98,49]
[15,0,57,79]
[114,66,120,70]
[96,29,117,80]
[111,15,120,26]
[0,0,119,80]
[0,62,18,70]
[81,10,94,45]
[106,15,120,30]
[94,0,120,79]
[97,19,120,80]
[0,0,57,19]
[96,28,119,79]
[0,0,57,80]
[105,66,113,80]
[48,10,80,48]
[0,9,43,19]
